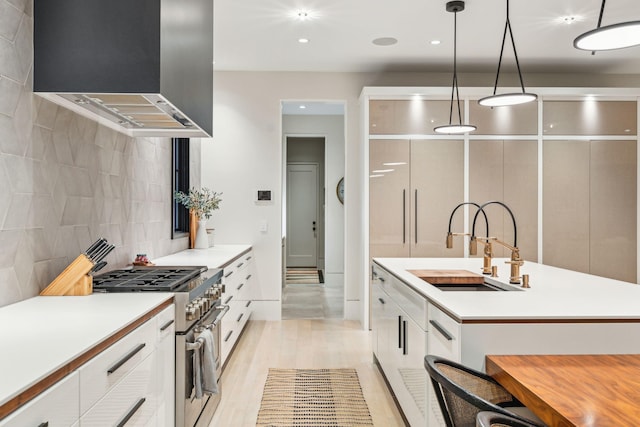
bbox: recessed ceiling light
[292,10,315,21]
[430,40,441,45]
[298,38,310,44]
[372,37,398,46]
[299,105,306,109]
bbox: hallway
[209,320,405,426]
[282,272,343,319]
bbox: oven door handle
[212,304,230,327]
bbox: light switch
[259,220,268,232]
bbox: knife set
[40,238,115,296]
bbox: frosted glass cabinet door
[369,139,411,258]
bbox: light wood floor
[209,319,406,426]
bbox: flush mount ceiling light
[434,1,477,134]
[298,38,310,44]
[478,0,537,108]
[574,0,640,51]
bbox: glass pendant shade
[574,20,640,51]
[479,0,536,108]
[433,1,476,134]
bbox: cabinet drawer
[156,305,175,343]
[78,318,155,414]
[220,300,246,363]
[371,263,390,291]
[387,275,427,329]
[80,352,156,426]
[427,304,461,362]
[0,373,79,427]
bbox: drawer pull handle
[236,262,244,268]
[224,330,234,342]
[225,295,233,304]
[246,300,252,308]
[237,313,244,322]
[160,320,174,331]
[107,343,146,375]
[430,320,454,341]
[378,297,386,305]
[38,423,49,427]
[246,274,252,280]
[246,256,252,261]
[237,283,244,291]
[398,316,403,349]
[379,277,385,283]
[402,320,408,355]
[224,270,234,278]
[116,397,146,427]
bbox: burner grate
[93,266,204,292]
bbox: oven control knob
[197,297,209,312]
[186,304,197,321]
[205,288,218,300]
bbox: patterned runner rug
[285,268,322,284]
[256,368,374,427]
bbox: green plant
[174,187,223,220]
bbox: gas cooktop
[93,266,207,292]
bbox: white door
[287,163,318,267]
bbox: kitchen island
[371,257,640,427]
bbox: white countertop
[0,293,172,407]
[374,257,640,322]
[152,244,252,269]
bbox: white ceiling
[213,0,640,74]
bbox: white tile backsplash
[0,0,198,307]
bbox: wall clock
[336,177,344,204]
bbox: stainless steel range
[93,265,227,427]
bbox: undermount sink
[429,282,504,291]
[408,269,521,292]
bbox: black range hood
[34,0,213,138]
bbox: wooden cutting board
[408,269,485,284]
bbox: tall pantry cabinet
[369,100,465,260]
[369,139,464,258]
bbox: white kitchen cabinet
[372,274,427,427]
[220,250,255,367]
[0,372,79,427]
[0,296,173,425]
[426,304,461,427]
[78,317,156,414]
[155,306,176,427]
[80,351,156,426]
[79,306,175,426]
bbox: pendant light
[574,0,640,51]
[434,1,476,134]
[478,0,537,107]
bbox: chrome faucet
[470,201,525,285]
[446,202,489,249]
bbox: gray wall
[0,0,198,307]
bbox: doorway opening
[281,101,346,320]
